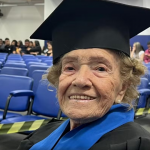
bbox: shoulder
[139,51,144,56]
[91,122,150,150]
[17,119,64,150]
[103,122,150,141]
[26,120,63,142]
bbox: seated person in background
[16,40,24,54]
[18,0,150,150]
[43,41,53,56]
[144,41,150,63]
[21,39,30,55]
[29,41,33,48]
[27,40,41,55]
[130,42,144,61]
[0,39,5,49]
[4,38,16,54]
[11,40,18,54]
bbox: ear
[115,82,129,103]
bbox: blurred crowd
[130,41,150,63]
[0,38,52,56]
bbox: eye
[66,67,74,71]
[97,67,106,72]
[63,66,75,72]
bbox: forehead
[62,48,119,63]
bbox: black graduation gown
[21,46,29,54]
[17,119,150,150]
[29,46,41,55]
[4,45,16,54]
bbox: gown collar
[30,104,134,150]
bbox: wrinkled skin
[58,48,128,130]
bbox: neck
[70,119,83,131]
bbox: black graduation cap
[31,0,150,64]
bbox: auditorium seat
[28,65,49,77]
[23,57,38,61]
[40,57,52,63]
[36,55,48,59]
[142,73,150,88]
[4,63,27,68]
[8,54,22,60]
[0,75,33,121]
[0,61,2,68]
[32,70,48,93]
[7,58,23,61]
[137,78,150,108]
[1,67,28,76]
[1,79,66,124]
[0,53,8,55]
[0,56,6,59]
[25,59,41,64]
[6,60,25,64]
[43,60,53,66]
[22,55,36,59]
[27,62,47,69]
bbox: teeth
[69,95,94,100]
[77,95,80,99]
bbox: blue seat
[43,60,53,66]
[0,75,33,121]
[142,73,150,87]
[144,63,150,67]
[0,56,6,59]
[8,54,21,57]
[25,59,41,64]
[0,59,5,64]
[0,61,2,68]
[8,54,22,58]
[1,67,28,76]
[138,78,149,90]
[36,55,48,59]
[7,58,23,61]
[1,79,66,124]
[0,53,8,55]
[28,65,49,77]
[32,70,48,93]
[27,62,47,69]
[23,57,37,61]
[4,63,26,68]
[22,55,35,58]
[137,78,150,108]
[6,60,25,64]
[9,54,20,56]
[40,57,52,62]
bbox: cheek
[94,77,119,102]
[57,74,73,103]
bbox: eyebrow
[62,56,79,63]
[62,55,112,68]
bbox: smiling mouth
[69,95,96,100]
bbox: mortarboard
[31,0,150,64]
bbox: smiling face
[58,48,127,124]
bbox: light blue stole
[30,104,134,150]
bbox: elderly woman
[18,0,150,150]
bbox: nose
[72,65,92,89]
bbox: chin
[64,110,101,124]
